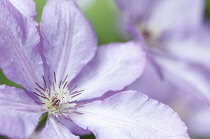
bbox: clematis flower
[0,0,189,138]
[115,0,210,137]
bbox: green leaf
[205,0,210,18]
[35,112,48,132]
[0,136,9,139]
[0,70,22,88]
[80,134,95,139]
[34,0,46,23]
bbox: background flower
[115,0,210,138]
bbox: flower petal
[0,0,44,92]
[127,62,209,136]
[40,0,97,82]
[37,117,79,139]
[127,62,175,103]
[116,0,204,35]
[59,117,92,135]
[165,26,210,71]
[71,91,189,139]
[0,85,42,138]
[8,0,37,22]
[146,0,204,35]
[115,0,155,20]
[188,106,210,137]
[0,85,42,112]
[75,41,146,100]
[155,54,210,103]
[0,112,42,139]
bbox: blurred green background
[0,0,210,138]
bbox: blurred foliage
[80,134,95,139]
[205,0,210,18]
[0,136,9,139]
[83,0,125,45]
[192,137,208,139]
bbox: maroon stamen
[42,76,47,89]
[35,101,45,104]
[69,85,77,93]
[75,105,84,108]
[35,88,46,97]
[68,80,75,88]
[41,96,49,100]
[33,92,41,97]
[68,100,77,104]
[62,75,68,85]
[52,99,60,106]
[35,82,45,91]
[63,81,68,89]
[71,93,81,98]
[59,81,62,89]
[72,111,83,115]
[54,72,56,83]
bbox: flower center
[33,73,84,118]
[136,23,161,48]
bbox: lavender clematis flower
[0,0,189,138]
[115,0,210,102]
[115,0,210,137]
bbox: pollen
[33,72,84,118]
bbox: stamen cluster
[33,73,84,118]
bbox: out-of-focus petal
[116,0,204,38]
[154,54,210,104]
[165,26,210,71]
[127,62,209,136]
[72,91,190,139]
[146,0,204,35]
[41,0,97,82]
[0,0,44,92]
[75,41,146,100]
[37,117,79,139]
[8,0,37,22]
[127,62,176,103]
[188,106,210,137]
[115,0,155,20]
[0,85,42,138]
